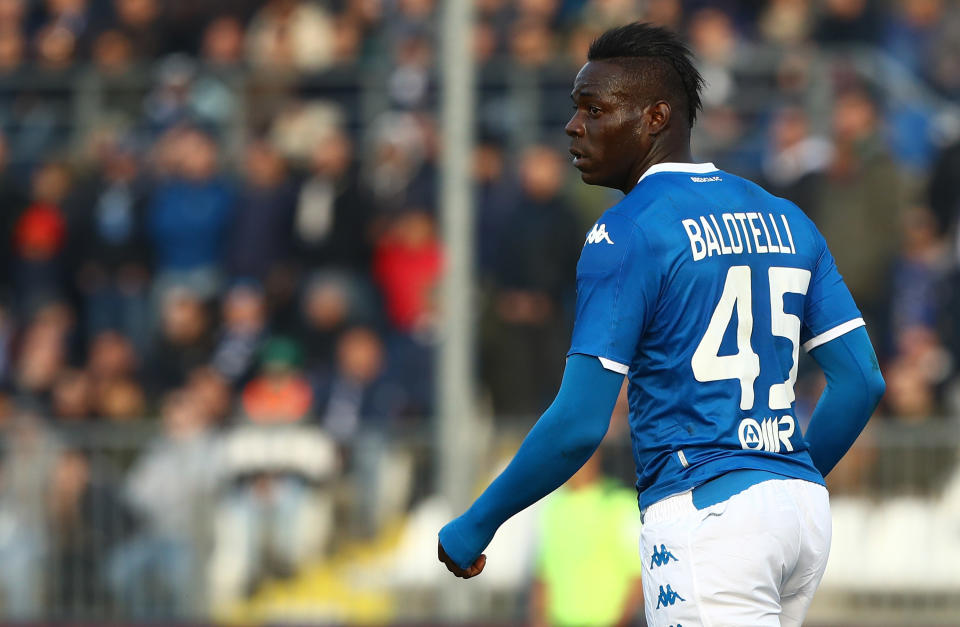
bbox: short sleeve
[567,212,659,373]
[801,234,864,352]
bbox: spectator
[200,15,244,68]
[580,0,642,30]
[884,0,946,87]
[814,0,883,46]
[507,18,553,68]
[364,112,436,213]
[0,411,61,620]
[240,336,312,423]
[482,146,581,418]
[107,0,166,61]
[66,139,151,348]
[245,0,337,73]
[11,161,72,316]
[50,368,94,421]
[926,2,960,97]
[472,20,499,66]
[928,134,960,237]
[297,271,377,370]
[888,207,949,341]
[687,7,739,108]
[42,0,91,41]
[381,0,436,46]
[566,23,602,67]
[0,132,27,292]
[225,139,295,283]
[91,29,134,76]
[147,128,233,300]
[147,286,213,395]
[762,105,831,212]
[210,281,269,386]
[143,55,236,132]
[186,364,232,424]
[85,331,145,421]
[473,139,519,277]
[371,208,442,335]
[95,376,146,421]
[313,326,404,442]
[758,0,813,49]
[267,100,344,165]
[108,388,217,619]
[292,128,375,275]
[86,329,137,381]
[13,315,69,405]
[34,23,78,71]
[814,86,903,340]
[47,449,134,618]
[531,449,644,627]
[0,0,23,30]
[209,338,337,607]
[884,325,951,422]
[387,32,432,109]
[314,326,412,535]
[0,24,24,74]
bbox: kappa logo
[585,223,614,245]
[650,544,678,568]
[656,584,686,609]
[738,415,795,453]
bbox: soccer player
[438,22,886,627]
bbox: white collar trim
[637,162,718,183]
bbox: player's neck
[623,141,694,194]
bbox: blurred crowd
[0,0,957,621]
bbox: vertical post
[438,0,476,620]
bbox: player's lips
[569,147,589,168]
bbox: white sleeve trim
[802,318,865,352]
[598,357,629,374]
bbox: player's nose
[565,113,584,138]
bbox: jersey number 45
[692,265,810,411]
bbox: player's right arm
[438,211,650,577]
[438,354,623,576]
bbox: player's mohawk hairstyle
[588,22,705,129]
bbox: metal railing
[0,417,957,623]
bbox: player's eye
[588,105,602,116]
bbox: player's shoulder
[579,201,650,277]
[721,171,830,260]
[720,170,811,216]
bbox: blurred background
[0,0,958,624]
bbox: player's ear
[645,101,671,136]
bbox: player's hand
[438,540,486,579]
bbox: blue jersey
[569,162,864,510]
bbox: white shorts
[640,478,831,627]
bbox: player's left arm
[804,326,885,477]
[438,353,623,577]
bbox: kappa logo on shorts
[650,544,678,568]
[585,223,615,245]
[656,584,686,609]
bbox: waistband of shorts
[641,469,787,524]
